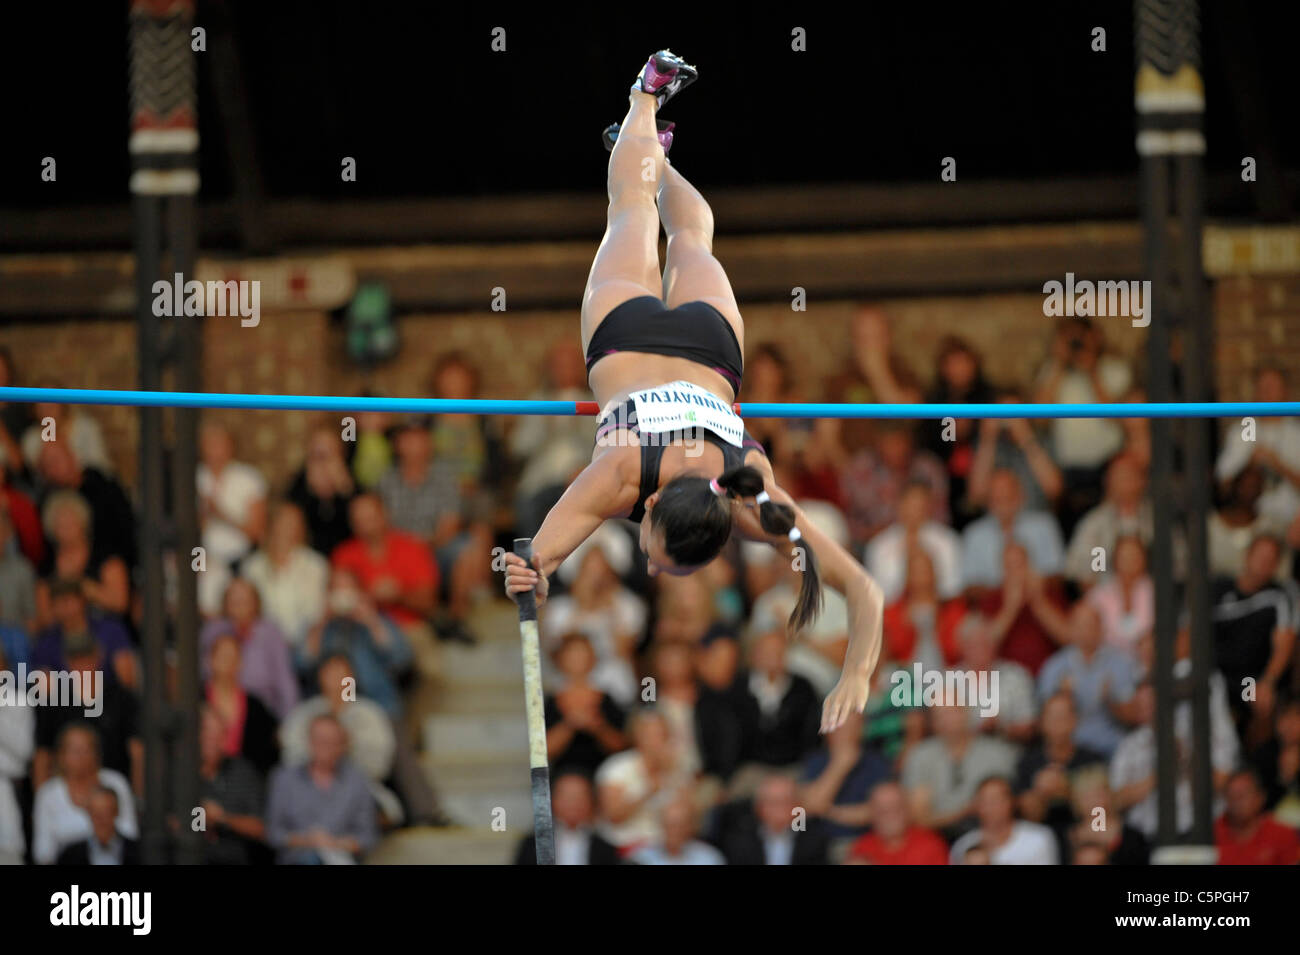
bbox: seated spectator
[545,633,629,776]
[739,628,821,772]
[1215,365,1300,531]
[33,646,141,795]
[841,420,948,551]
[980,542,1068,676]
[595,709,690,853]
[298,568,412,720]
[0,642,34,865]
[31,578,135,690]
[956,615,1038,743]
[1065,453,1159,590]
[628,793,725,866]
[882,548,967,673]
[200,578,298,719]
[286,424,356,557]
[1250,697,1300,828]
[197,422,268,615]
[646,640,700,774]
[693,628,749,782]
[961,469,1065,595]
[1037,602,1139,759]
[35,442,135,569]
[1082,535,1153,663]
[22,391,113,476]
[0,469,46,567]
[1032,317,1133,532]
[1209,464,1294,582]
[918,336,997,529]
[351,408,394,491]
[1067,771,1150,865]
[1014,693,1105,855]
[542,525,644,707]
[514,772,620,865]
[1211,534,1299,744]
[1110,680,1238,841]
[797,711,892,841]
[901,705,1017,841]
[845,780,949,865]
[0,506,36,632]
[719,774,830,865]
[948,776,1059,864]
[968,392,1063,515]
[54,786,139,865]
[36,490,130,622]
[1214,769,1300,865]
[203,632,280,777]
[32,723,137,864]
[265,713,379,864]
[279,654,401,825]
[197,705,267,865]
[866,480,963,605]
[241,501,330,650]
[0,347,31,485]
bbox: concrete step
[423,711,528,764]
[438,788,533,833]
[437,638,525,687]
[367,826,518,865]
[432,682,522,716]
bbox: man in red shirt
[1215,770,1300,865]
[846,780,949,865]
[331,493,438,629]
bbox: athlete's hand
[503,551,549,608]
[821,670,869,734]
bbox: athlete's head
[640,464,822,634]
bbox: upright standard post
[511,538,555,864]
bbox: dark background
[2,0,1297,208]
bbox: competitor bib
[629,380,744,448]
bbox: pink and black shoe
[631,49,697,108]
[603,119,675,154]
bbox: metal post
[512,538,555,864]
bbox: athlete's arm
[733,458,884,734]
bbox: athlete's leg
[580,91,667,350]
[657,162,744,352]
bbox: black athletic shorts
[584,295,743,396]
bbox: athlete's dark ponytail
[652,464,822,635]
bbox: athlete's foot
[631,49,697,108]
[603,119,675,154]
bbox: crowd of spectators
[0,307,1298,866]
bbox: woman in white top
[32,723,137,865]
[240,501,330,648]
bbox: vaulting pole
[511,538,555,865]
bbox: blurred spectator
[948,776,1058,864]
[22,391,113,476]
[1250,697,1300,828]
[968,392,1063,515]
[918,336,996,529]
[542,525,644,706]
[1066,771,1150,864]
[298,567,412,720]
[841,420,948,551]
[628,794,725,865]
[1083,535,1153,659]
[647,640,702,774]
[545,634,628,778]
[32,723,137,865]
[265,713,379,864]
[286,424,357,556]
[54,786,139,865]
[1014,693,1105,855]
[197,705,267,865]
[197,422,267,613]
[739,629,821,772]
[514,772,620,865]
[0,470,45,567]
[200,578,298,719]
[1214,769,1300,865]
[961,469,1065,594]
[351,409,394,491]
[866,481,963,605]
[203,633,279,777]
[595,709,689,853]
[240,500,330,649]
[979,542,1068,676]
[827,307,924,456]
[845,780,949,865]
[1209,465,1294,582]
[428,352,506,498]
[31,578,135,691]
[509,340,594,536]
[1037,602,1139,759]
[36,442,135,570]
[693,629,749,781]
[901,705,1017,840]
[0,642,34,865]
[0,348,31,482]
[797,711,891,840]
[36,490,130,623]
[956,615,1038,743]
[1033,318,1133,531]
[1210,534,1298,743]
[882,548,967,674]
[1215,366,1300,531]
[0,506,36,632]
[331,493,437,636]
[719,774,830,865]
[1065,453,1156,589]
